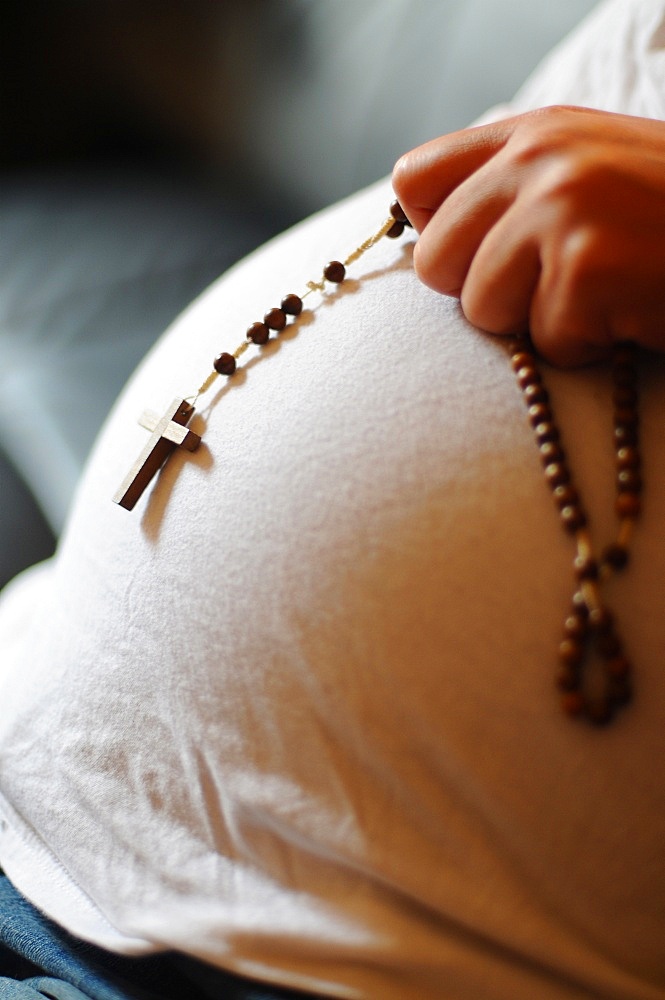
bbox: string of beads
[509,336,640,724]
[192,197,642,725]
[192,201,412,401]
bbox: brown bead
[390,200,410,224]
[608,675,632,706]
[516,365,540,389]
[535,421,560,444]
[605,654,631,679]
[561,690,586,717]
[616,446,640,470]
[324,260,346,283]
[574,554,598,580]
[281,293,303,316]
[614,424,637,447]
[553,484,579,509]
[540,441,564,466]
[545,462,570,488]
[602,543,629,571]
[589,606,613,632]
[524,383,549,406]
[559,638,584,666]
[564,612,588,640]
[247,321,270,345]
[528,403,552,427]
[511,350,534,372]
[386,220,405,238]
[614,406,638,428]
[615,492,641,518]
[264,307,287,331]
[560,504,587,533]
[556,664,581,692]
[598,631,621,658]
[213,351,237,376]
[617,469,642,493]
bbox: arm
[393,105,665,366]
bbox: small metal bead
[213,351,237,376]
[615,492,641,518]
[614,424,638,447]
[386,220,405,238]
[601,543,629,571]
[264,307,287,331]
[247,321,270,345]
[281,293,303,316]
[323,260,346,283]
[571,591,589,617]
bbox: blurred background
[0,0,597,587]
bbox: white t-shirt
[1,1,664,998]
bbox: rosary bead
[264,307,287,331]
[601,542,629,571]
[540,441,565,466]
[535,421,559,444]
[613,385,638,408]
[574,554,598,580]
[559,638,584,666]
[614,424,637,447]
[516,365,540,389]
[556,664,581,691]
[528,402,552,427]
[523,382,549,406]
[324,260,346,283]
[561,690,586,717]
[605,654,631,678]
[511,350,535,372]
[281,293,303,316]
[213,352,237,376]
[617,469,642,493]
[588,606,613,632]
[608,675,632,706]
[564,612,588,640]
[247,321,270,345]
[545,462,570,488]
[553,484,579,509]
[571,590,589,617]
[560,504,587,533]
[598,631,622,658]
[614,405,638,428]
[390,200,411,225]
[386,220,406,238]
[615,492,641,518]
[616,446,640,470]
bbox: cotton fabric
[1,1,665,998]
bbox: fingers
[392,118,517,232]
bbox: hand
[393,106,665,366]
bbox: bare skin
[392,105,665,366]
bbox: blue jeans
[0,875,317,1000]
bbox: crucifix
[113,398,201,510]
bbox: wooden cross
[113,398,201,510]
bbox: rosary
[113,200,641,725]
